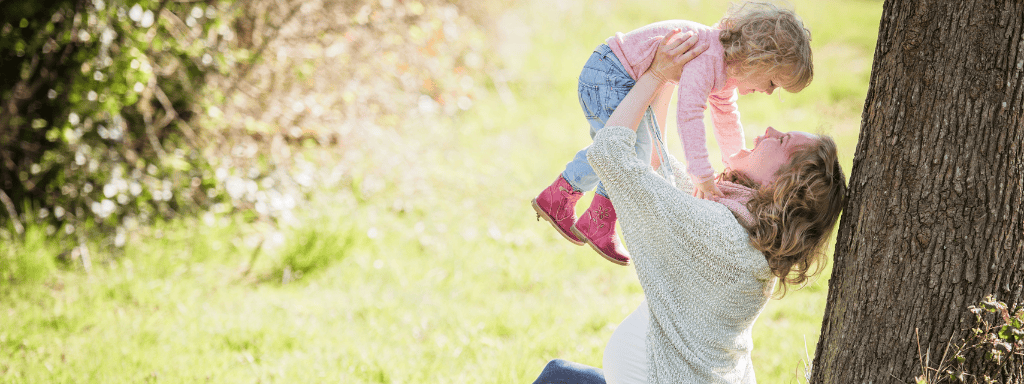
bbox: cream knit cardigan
[588,125,775,384]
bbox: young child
[532,2,813,266]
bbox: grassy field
[1,0,882,382]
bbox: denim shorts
[561,44,654,197]
[578,44,637,127]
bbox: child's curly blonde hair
[718,2,813,92]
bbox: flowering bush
[0,0,501,248]
[0,0,237,242]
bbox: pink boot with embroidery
[572,194,630,265]
[532,175,585,245]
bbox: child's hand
[694,178,724,200]
[649,29,708,83]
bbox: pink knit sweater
[607,20,744,184]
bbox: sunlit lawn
[0,0,881,382]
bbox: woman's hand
[649,29,708,84]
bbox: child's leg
[533,46,633,246]
[567,45,649,265]
[562,44,637,193]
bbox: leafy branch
[916,295,1024,384]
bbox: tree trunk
[811,0,1024,383]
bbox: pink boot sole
[572,226,630,266]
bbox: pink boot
[572,194,630,265]
[532,175,585,245]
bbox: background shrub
[0,0,500,250]
[0,0,237,242]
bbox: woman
[533,30,847,384]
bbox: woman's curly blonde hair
[718,2,813,92]
[722,135,847,298]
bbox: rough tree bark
[811,0,1024,383]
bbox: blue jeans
[562,44,654,198]
[532,359,606,384]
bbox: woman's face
[728,127,818,186]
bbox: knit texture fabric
[588,125,774,384]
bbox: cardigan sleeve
[660,153,694,195]
[589,126,678,207]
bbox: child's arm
[675,62,725,199]
[694,175,723,200]
[708,90,744,170]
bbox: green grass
[0,0,882,382]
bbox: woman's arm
[604,29,707,131]
[649,85,674,169]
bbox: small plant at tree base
[916,295,1024,384]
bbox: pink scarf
[708,180,756,228]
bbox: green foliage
[272,224,360,281]
[963,297,1024,380]
[917,296,1024,384]
[0,0,237,240]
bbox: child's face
[735,72,782,95]
[728,126,818,186]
